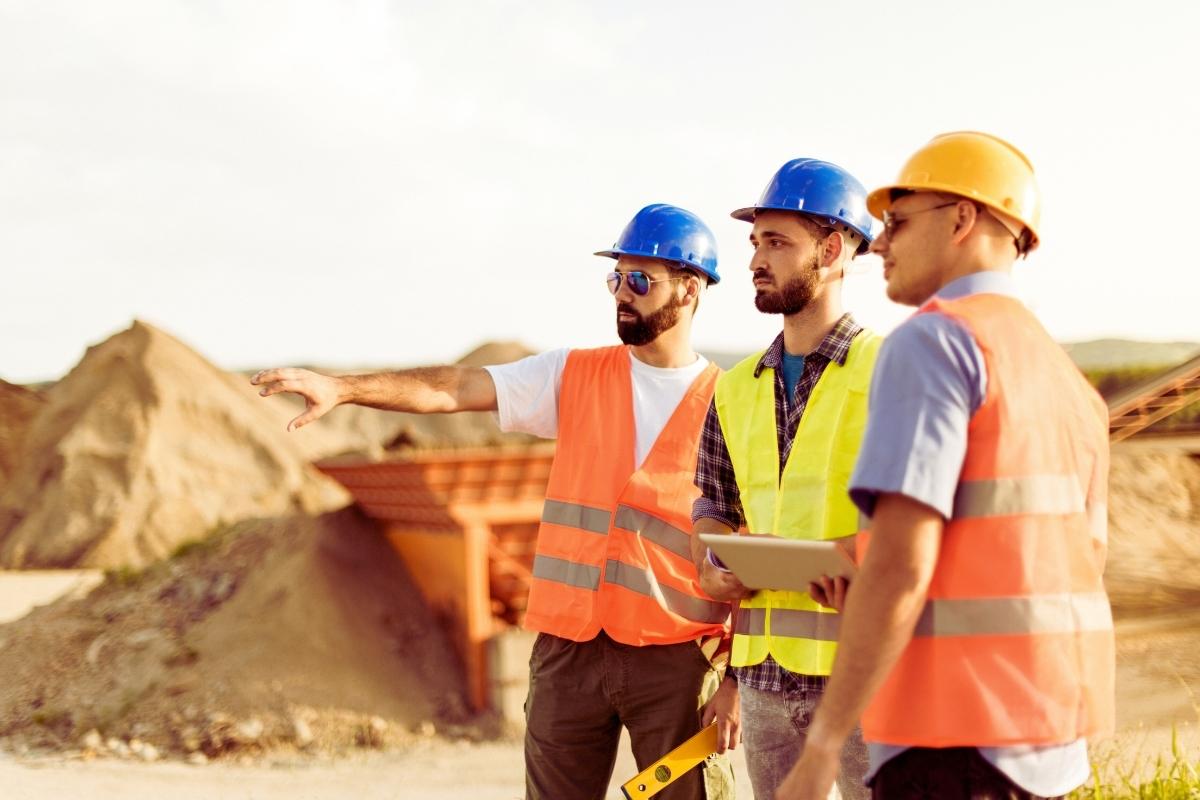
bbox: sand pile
[0,321,349,569]
[1105,446,1200,614]
[0,379,46,490]
[0,508,473,760]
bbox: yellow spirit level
[620,722,719,799]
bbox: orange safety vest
[862,293,1115,747]
[522,345,729,646]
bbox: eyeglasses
[606,271,686,296]
[880,202,959,238]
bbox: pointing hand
[251,368,341,431]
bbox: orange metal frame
[317,445,554,711]
[1106,354,1200,442]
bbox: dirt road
[1,730,755,800]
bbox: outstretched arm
[251,365,498,431]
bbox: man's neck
[934,260,1014,296]
[781,300,845,356]
[630,323,698,369]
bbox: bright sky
[3,0,1198,383]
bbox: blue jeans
[740,683,869,800]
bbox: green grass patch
[1072,730,1200,799]
[169,521,241,562]
[103,564,146,588]
[169,537,217,561]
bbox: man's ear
[950,201,980,245]
[821,230,845,268]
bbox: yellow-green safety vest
[715,331,881,675]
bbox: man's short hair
[791,212,861,264]
[667,263,710,287]
[665,263,705,315]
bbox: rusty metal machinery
[318,445,553,711]
[1107,354,1200,442]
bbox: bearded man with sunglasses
[253,203,736,800]
[776,133,1113,800]
[688,159,880,800]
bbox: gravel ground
[0,730,756,800]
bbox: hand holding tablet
[698,533,857,594]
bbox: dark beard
[753,255,821,315]
[616,295,684,346]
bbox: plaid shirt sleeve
[691,398,745,530]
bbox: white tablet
[698,533,856,593]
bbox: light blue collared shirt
[849,271,1090,797]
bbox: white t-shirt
[484,348,710,469]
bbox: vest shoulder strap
[842,329,883,393]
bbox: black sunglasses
[606,271,686,296]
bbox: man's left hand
[700,674,741,753]
[773,739,840,800]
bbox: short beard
[753,253,821,315]
[617,294,685,346]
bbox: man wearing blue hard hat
[253,203,735,799]
[689,159,879,800]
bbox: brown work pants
[524,631,734,800]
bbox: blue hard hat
[731,159,874,254]
[595,203,720,285]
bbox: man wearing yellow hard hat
[775,132,1115,799]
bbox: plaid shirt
[692,314,863,693]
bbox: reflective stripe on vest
[612,504,693,562]
[531,508,724,625]
[953,475,1085,519]
[1087,501,1107,544]
[734,606,841,642]
[541,499,611,534]
[952,475,1107,541]
[718,331,881,675]
[532,554,601,591]
[540,502,695,562]
[914,592,1112,638]
[604,560,728,625]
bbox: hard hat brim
[866,183,1040,250]
[729,205,873,255]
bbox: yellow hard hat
[866,131,1042,252]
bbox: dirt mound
[0,509,474,760]
[0,380,46,489]
[1105,446,1200,614]
[0,321,348,569]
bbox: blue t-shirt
[780,351,806,402]
[849,271,1090,797]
